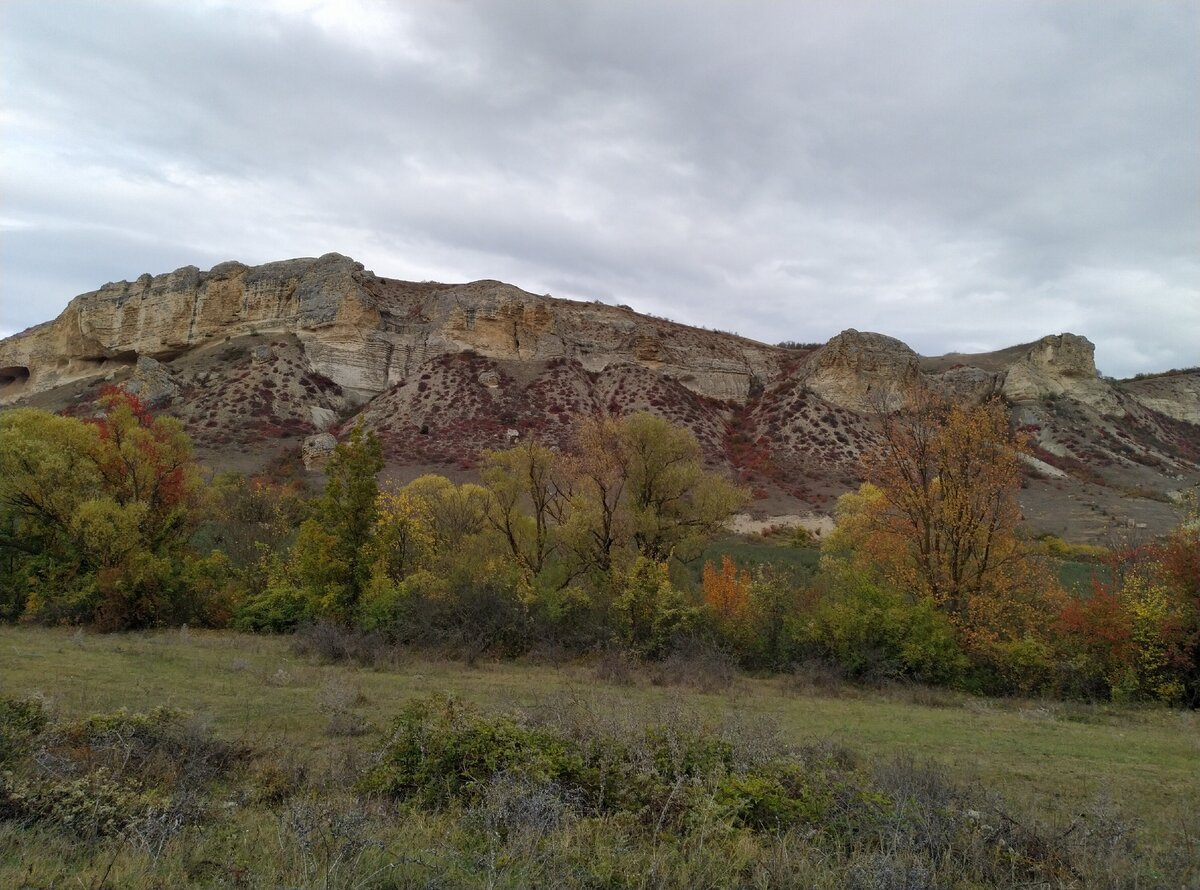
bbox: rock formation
[801,329,921,413]
[2,254,1197,542]
[1001,334,1123,415]
[0,254,780,407]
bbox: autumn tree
[0,389,206,628]
[480,439,570,579]
[619,413,745,563]
[702,555,752,623]
[1059,495,1200,704]
[565,413,748,578]
[562,416,629,576]
[402,474,490,555]
[838,390,1056,655]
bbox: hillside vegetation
[3,387,1197,704]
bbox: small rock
[125,355,180,405]
[302,432,338,470]
[478,370,501,388]
[251,344,274,363]
[309,406,337,430]
[505,428,520,443]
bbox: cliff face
[0,254,780,406]
[2,254,1197,542]
[1001,334,1124,415]
[0,255,364,400]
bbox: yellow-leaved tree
[835,390,1060,666]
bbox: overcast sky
[2,1,1197,377]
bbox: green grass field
[699,535,1106,593]
[2,626,1197,888]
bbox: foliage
[702,555,752,624]
[823,391,1066,686]
[481,439,568,579]
[361,694,884,836]
[304,424,384,620]
[0,695,47,765]
[796,567,967,684]
[862,393,1037,624]
[0,390,207,628]
[613,557,696,657]
[1058,525,1198,704]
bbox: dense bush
[360,694,885,836]
[0,703,249,844]
[0,390,209,629]
[794,569,968,684]
[0,695,47,765]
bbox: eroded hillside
[2,254,1197,541]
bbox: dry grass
[1,626,1197,888]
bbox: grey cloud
[0,0,1196,377]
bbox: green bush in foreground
[1,687,1194,889]
[0,695,47,765]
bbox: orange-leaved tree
[702,554,752,623]
[850,389,1059,658]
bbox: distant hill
[2,253,1197,541]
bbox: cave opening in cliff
[0,366,30,388]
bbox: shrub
[361,695,884,836]
[0,695,47,765]
[233,577,316,632]
[0,769,151,839]
[1,705,248,845]
[359,696,580,808]
[797,572,967,684]
[48,706,243,788]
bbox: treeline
[1,387,1197,704]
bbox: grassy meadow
[1,626,1197,888]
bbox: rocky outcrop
[1120,371,1200,424]
[928,366,1004,405]
[802,329,920,412]
[1001,334,1123,415]
[302,432,338,470]
[124,356,180,406]
[0,255,781,407]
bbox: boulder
[302,432,338,470]
[125,355,179,405]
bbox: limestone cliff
[1001,334,1123,415]
[0,254,781,406]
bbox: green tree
[289,424,384,621]
[480,439,569,579]
[619,413,746,563]
[564,413,747,577]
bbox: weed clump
[0,705,249,844]
[0,695,47,765]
